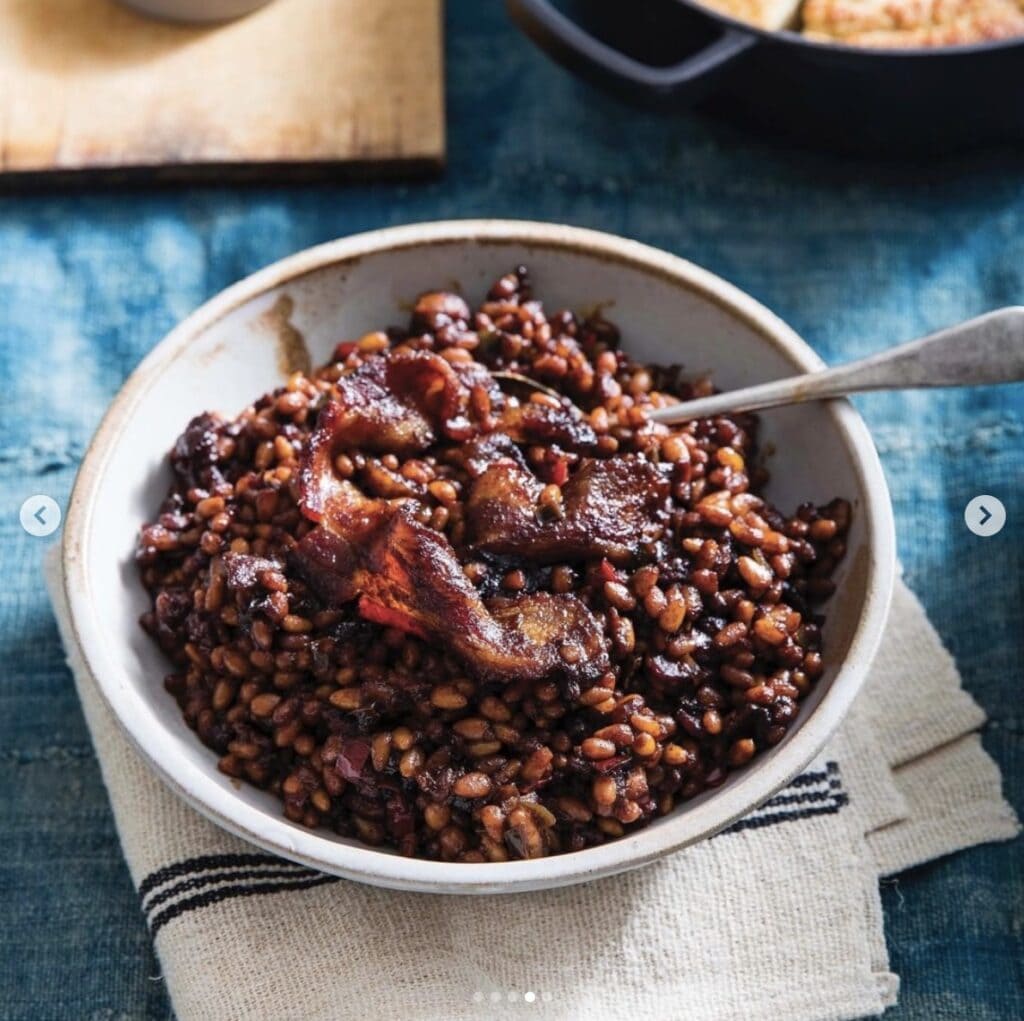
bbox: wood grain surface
[0,0,444,181]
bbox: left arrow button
[20,496,61,538]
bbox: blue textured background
[1,2,1022,1018]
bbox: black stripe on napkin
[143,866,327,916]
[723,794,849,836]
[720,761,847,837]
[138,852,311,900]
[785,764,838,789]
[148,875,340,936]
[760,788,842,811]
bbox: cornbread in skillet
[802,0,1024,45]
[696,0,803,29]
[136,267,851,863]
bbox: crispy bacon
[496,400,599,453]
[299,401,405,522]
[329,354,434,456]
[295,409,608,686]
[450,432,529,478]
[467,456,670,564]
[287,524,360,603]
[313,344,594,473]
[292,501,608,686]
[317,350,502,459]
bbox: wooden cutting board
[0,0,444,183]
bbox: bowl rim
[62,219,896,893]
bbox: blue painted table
[0,3,1021,1017]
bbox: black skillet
[507,0,1024,153]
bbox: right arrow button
[964,495,1006,538]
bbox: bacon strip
[467,456,670,564]
[496,401,599,453]
[294,401,609,686]
[293,504,608,685]
[313,346,595,465]
[455,432,529,478]
[318,350,500,458]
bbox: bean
[632,733,657,757]
[661,435,689,463]
[371,732,392,772]
[429,480,458,504]
[581,737,617,760]
[479,696,512,722]
[453,717,490,740]
[196,496,225,519]
[658,599,686,634]
[520,747,553,784]
[603,581,636,612]
[643,586,668,618]
[809,518,838,541]
[399,747,425,778]
[329,687,361,710]
[754,616,787,646]
[452,772,492,799]
[431,685,468,710]
[729,738,756,766]
[594,723,633,746]
[697,496,733,527]
[662,743,690,767]
[592,775,618,807]
[424,804,451,830]
[737,555,772,591]
[714,621,748,648]
[250,693,280,718]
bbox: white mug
[118,0,275,22]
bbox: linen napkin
[45,551,1018,1021]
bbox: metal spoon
[646,307,1024,425]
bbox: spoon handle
[647,306,1024,424]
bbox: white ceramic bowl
[63,220,895,894]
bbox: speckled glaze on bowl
[62,220,896,894]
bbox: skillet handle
[506,0,756,103]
